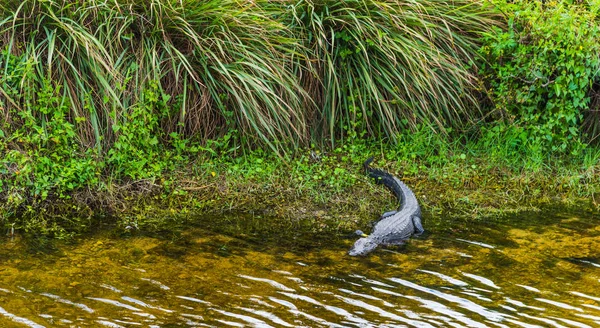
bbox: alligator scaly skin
[348,158,424,256]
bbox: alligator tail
[364,158,406,207]
[363,157,375,171]
[364,157,388,183]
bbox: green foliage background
[1,0,600,237]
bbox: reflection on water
[1,210,600,327]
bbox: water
[0,210,599,327]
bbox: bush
[479,0,600,154]
[0,77,100,202]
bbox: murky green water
[1,210,600,327]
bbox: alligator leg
[412,215,425,236]
[369,210,398,227]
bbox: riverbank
[3,135,599,241]
[2,0,600,241]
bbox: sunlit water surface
[1,210,600,327]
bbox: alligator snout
[348,237,378,256]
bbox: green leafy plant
[107,80,172,180]
[1,77,100,201]
[480,0,600,154]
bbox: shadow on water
[0,208,599,327]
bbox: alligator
[348,158,424,256]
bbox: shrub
[0,76,100,203]
[479,0,600,154]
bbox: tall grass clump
[287,0,501,144]
[0,0,307,156]
[0,0,502,154]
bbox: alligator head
[348,237,379,256]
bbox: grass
[0,0,308,153]
[288,0,501,144]
[0,0,500,152]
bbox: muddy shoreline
[3,157,598,241]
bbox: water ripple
[0,211,598,327]
[40,292,95,313]
[461,272,501,289]
[417,269,469,287]
[0,306,45,328]
[238,274,295,292]
[388,277,507,322]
